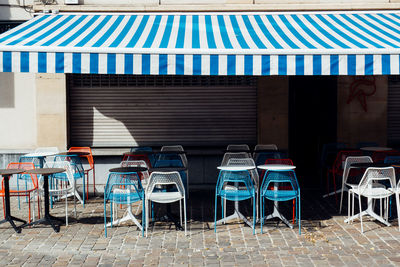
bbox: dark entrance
[289,76,337,190]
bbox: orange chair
[1,162,40,223]
[68,147,95,199]
[264,158,296,223]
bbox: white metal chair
[145,171,187,237]
[339,156,372,214]
[254,144,278,151]
[160,145,189,198]
[221,152,251,166]
[44,161,76,226]
[349,167,395,233]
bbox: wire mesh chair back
[227,158,258,188]
[227,144,250,151]
[120,160,150,187]
[104,172,144,204]
[261,170,300,197]
[265,158,294,165]
[253,151,286,166]
[384,155,400,164]
[332,150,363,171]
[6,162,38,189]
[146,171,185,198]
[254,144,278,151]
[343,156,372,183]
[46,160,74,184]
[68,147,94,168]
[160,145,188,167]
[221,152,250,166]
[130,146,152,152]
[54,155,85,179]
[19,156,41,169]
[216,170,254,200]
[357,167,395,198]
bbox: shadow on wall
[0,73,15,108]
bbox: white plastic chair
[339,156,372,214]
[349,167,395,233]
[44,161,76,226]
[160,145,189,198]
[145,171,187,237]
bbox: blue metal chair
[103,171,145,237]
[53,155,85,207]
[130,146,155,166]
[260,169,301,235]
[214,169,256,235]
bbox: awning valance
[0,11,400,75]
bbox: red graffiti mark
[346,77,376,112]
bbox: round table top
[217,165,256,171]
[360,147,392,151]
[149,167,187,172]
[26,168,65,175]
[109,167,148,173]
[57,151,90,156]
[24,152,55,157]
[257,164,296,170]
[350,162,393,168]
[0,169,26,175]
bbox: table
[107,167,147,230]
[0,169,27,233]
[214,165,256,228]
[148,166,187,230]
[344,163,392,226]
[360,147,392,152]
[258,164,297,229]
[20,168,65,232]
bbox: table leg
[0,175,27,233]
[344,196,391,226]
[107,203,143,230]
[213,200,254,228]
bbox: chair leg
[65,192,68,226]
[183,197,187,236]
[141,199,145,237]
[253,195,256,235]
[298,195,301,235]
[260,195,264,234]
[214,194,218,233]
[104,198,107,237]
[358,197,363,233]
[179,199,182,226]
[93,168,96,196]
[395,193,400,231]
[145,199,149,237]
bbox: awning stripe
[1,11,400,75]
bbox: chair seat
[263,190,298,201]
[351,187,394,198]
[147,192,183,203]
[219,189,254,201]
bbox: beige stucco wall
[337,76,388,147]
[257,76,289,150]
[0,73,37,149]
[35,73,67,151]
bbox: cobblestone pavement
[1,190,400,266]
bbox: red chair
[1,162,39,223]
[326,150,362,203]
[68,147,95,199]
[264,159,296,223]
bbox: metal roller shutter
[388,76,400,146]
[67,75,257,147]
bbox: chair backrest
[146,171,185,198]
[158,145,187,167]
[265,158,294,165]
[358,167,395,197]
[342,156,372,183]
[19,156,41,168]
[254,144,278,151]
[46,160,75,184]
[253,151,286,166]
[130,146,152,152]
[54,155,85,178]
[221,152,250,166]
[332,150,363,171]
[120,160,150,185]
[104,171,144,202]
[227,158,259,187]
[68,147,94,168]
[384,155,400,164]
[227,144,250,152]
[6,162,38,188]
[261,169,299,195]
[320,142,348,166]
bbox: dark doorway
[289,76,337,190]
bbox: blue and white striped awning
[1,11,400,75]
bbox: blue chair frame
[260,169,301,235]
[103,171,145,237]
[214,169,256,235]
